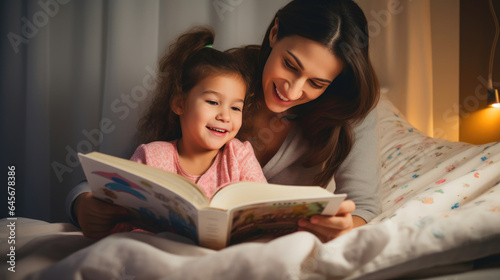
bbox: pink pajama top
[130,138,267,199]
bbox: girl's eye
[231,106,242,112]
[206,100,218,105]
[284,59,298,71]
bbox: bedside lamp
[488,89,500,108]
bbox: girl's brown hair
[138,26,249,144]
[247,0,380,187]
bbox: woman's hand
[298,200,364,242]
[74,192,131,239]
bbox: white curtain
[0,0,458,222]
[357,0,460,141]
[361,0,434,136]
[1,0,289,222]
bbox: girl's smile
[175,74,246,156]
[207,126,228,133]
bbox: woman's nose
[286,78,306,100]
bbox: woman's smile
[262,35,344,113]
[275,85,290,101]
[273,83,295,106]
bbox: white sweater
[262,107,381,222]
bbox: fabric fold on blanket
[3,209,499,280]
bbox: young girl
[100,26,266,237]
[130,26,266,200]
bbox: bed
[2,97,500,280]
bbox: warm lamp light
[488,89,500,108]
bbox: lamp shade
[488,89,500,108]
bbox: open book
[78,152,346,250]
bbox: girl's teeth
[276,87,289,101]
[210,127,226,133]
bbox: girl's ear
[269,17,279,48]
[171,96,184,115]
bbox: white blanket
[2,98,500,280]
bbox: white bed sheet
[1,98,499,280]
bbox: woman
[67,0,380,242]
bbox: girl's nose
[216,108,230,122]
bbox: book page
[227,197,344,245]
[79,152,210,243]
[197,209,230,250]
[209,182,343,211]
[79,152,208,207]
[208,182,346,245]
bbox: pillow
[337,96,500,278]
[374,97,495,219]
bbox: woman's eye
[284,59,297,71]
[310,81,323,89]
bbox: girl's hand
[74,192,131,239]
[298,200,364,242]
